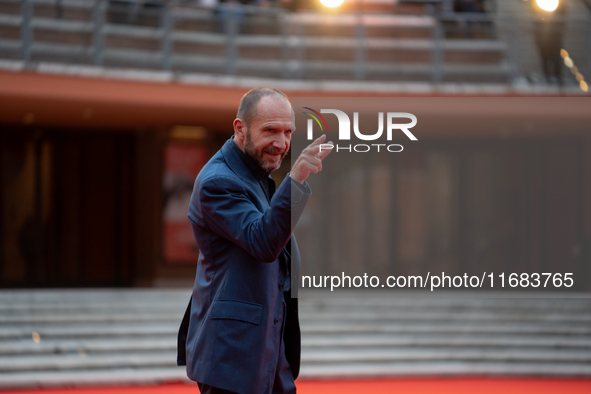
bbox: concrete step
[0,324,177,340]
[2,297,588,310]
[302,334,591,349]
[0,313,182,324]
[299,361,591,378]
[1,362,590,390]
[2,310,589,325]
[301,347,591,363]
[300,299,591,311]
[0,338,177,356]
[2,347,589,374]
[302,310,591,323]
[0,352,175,373]
[0,289,589,388]
[2,333,590,356]
[300,321,591,335]
[0,368,189,390]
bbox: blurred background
[1,0,590,86]
[0,0,590,390]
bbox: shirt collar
[230,136,271,182]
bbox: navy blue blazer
[177,137,311,394]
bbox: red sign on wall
[162,143,208,264]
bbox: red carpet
[2,378,591,394]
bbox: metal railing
[0,0,589,86]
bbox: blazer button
[274,318,279,325]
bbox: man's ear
[233,118,247,146]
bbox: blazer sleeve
[198,174,310,263]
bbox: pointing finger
[310,134,327,147]
[317,141,334,160]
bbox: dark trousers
[198,383,237,394]
[198,318,296,394]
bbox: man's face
[243,96,293,173]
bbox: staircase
[298,290,591,377]
[0,0,509,84]
[0,289,590,389]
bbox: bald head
[236,87,293,129]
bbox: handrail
[0,0,589,86]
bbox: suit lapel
[221,138,269,208]
[221,137,300,297]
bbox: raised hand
[290,134,334,184]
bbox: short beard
[244,130,287,173]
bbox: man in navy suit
[177,88,333,394]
